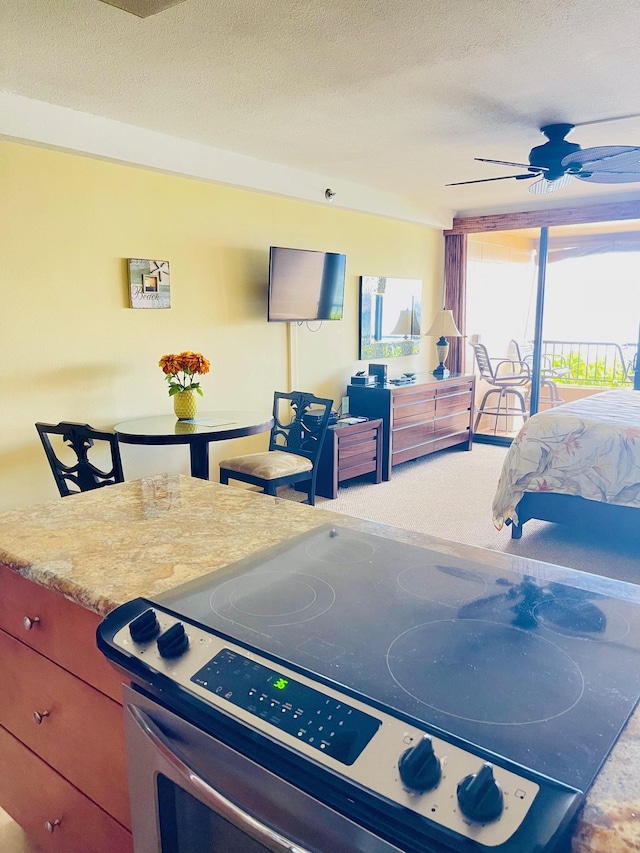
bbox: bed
[492,389,640,539]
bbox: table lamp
[425,309,461,377]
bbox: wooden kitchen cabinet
[0,725,131,853]
[347,375,475,480]
[0,564,132,852]
[0,564,124,702]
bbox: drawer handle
[45,819,60,833]
[33,710,50,725]
[23,616,41,631]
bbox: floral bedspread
[492,390,640,529]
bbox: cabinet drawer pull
[23,616,41,631]
[33,710,50,724]
[45,819,60,833]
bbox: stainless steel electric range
[97,524,640,853]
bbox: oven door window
[157,774,272,853]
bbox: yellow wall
[1,140,442,510]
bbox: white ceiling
[3,0,640,225]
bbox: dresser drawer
[392,398,436,426]
[0,724,132,853]
[435,389,473,414]
[336,425,379,449]
[337,434,379,481]
[435,377,474,394]
[0,628,130,828]
[433,411,472,438]
[0,565,123,702]
[392,421,435,453]
[391,385,437,405]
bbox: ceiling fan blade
[576,171,640,184]
[475,158,547,171]
[573,113,640,128]
[562,145,640,168]
[528,174,575,195]
[446,173,537,187]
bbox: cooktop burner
[387,619,585,725]
[156,524,640,791]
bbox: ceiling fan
[447,122,640,194]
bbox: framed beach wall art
[128,259,171,308]
[359,276,422,359]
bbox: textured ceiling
[3,0,640,219]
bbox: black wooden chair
[219,391,333,506]
[35,421,125,497]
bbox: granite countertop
[0,473,638,851]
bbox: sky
[467,252,640,360]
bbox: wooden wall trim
[445,200,640,235]
[443,234,466,374]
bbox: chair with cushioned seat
[219,391,333,506]
[36,421,125,497]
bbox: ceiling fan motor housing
[528,124,582,180]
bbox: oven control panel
[192,648,381,766]
[110,604,562,849]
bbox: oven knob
[157,622,189,658]
[456,763,503,823]
[398,735,441,792]
[129,608,161,643]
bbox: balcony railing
[542,340,636,387]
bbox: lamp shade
[390,308,421,336]
[425,309,461,339]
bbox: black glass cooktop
[156,524,640,791]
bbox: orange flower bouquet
[159,351,211,398]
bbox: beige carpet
[286,443,640,586]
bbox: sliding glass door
[543,223,640,406]
[465,228,540,441]
[465,220,640,443]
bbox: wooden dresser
[347,374,475,480]
[0,564,132,853]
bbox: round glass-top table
[114,411,273,480]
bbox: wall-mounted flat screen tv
[268,246,347,322]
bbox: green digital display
[273,677,288,690]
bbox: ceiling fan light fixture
[528,173,574,195]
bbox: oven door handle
[128,704,314,853]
